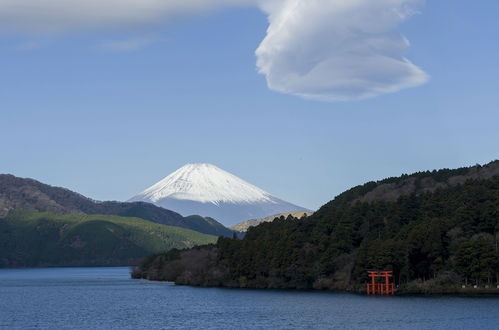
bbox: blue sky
[1,1,498,210]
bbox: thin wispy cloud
[0,0,428,101]
[11,40,46,51]
[0,0,252,33]
[98,36,158,52]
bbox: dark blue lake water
[0,267,497,329]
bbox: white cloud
[0,0,253,33]
[0,0,428,101]
[256,0,429,101]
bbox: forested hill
[319,160,499,210]
[0,211,217,268]
[0,174,233,237]
[133,161,499,294]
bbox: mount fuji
[128,164,310,227]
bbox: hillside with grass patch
[0,211,217,267]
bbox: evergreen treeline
[134,162,499,293]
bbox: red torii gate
[367,270,395,295]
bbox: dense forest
[134,161,499,294]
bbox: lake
[0,267,497,329]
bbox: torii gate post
[367,270,394,295]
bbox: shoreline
[133,276,499,297]
[4,265,498,296]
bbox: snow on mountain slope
[134,163,274,205]
[129,164,310,226]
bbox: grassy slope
[0,174,234,238]
[0,211,217,267]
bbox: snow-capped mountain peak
[133,163,274,205]
[129,163,310,226]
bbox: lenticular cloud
[256,0,429,101]
[0,0,429,101]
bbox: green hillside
[0,174,234,237]
[0,211,217,267]
[133,161,499,294]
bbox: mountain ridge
[0,174,233,237]
[230,211,314,232]
[317,160,499,212]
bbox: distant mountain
[129,163,310,227]
[230,211,314,232]
[0,174,233,237]
[134,160,499,295]
[0,211,216,268]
